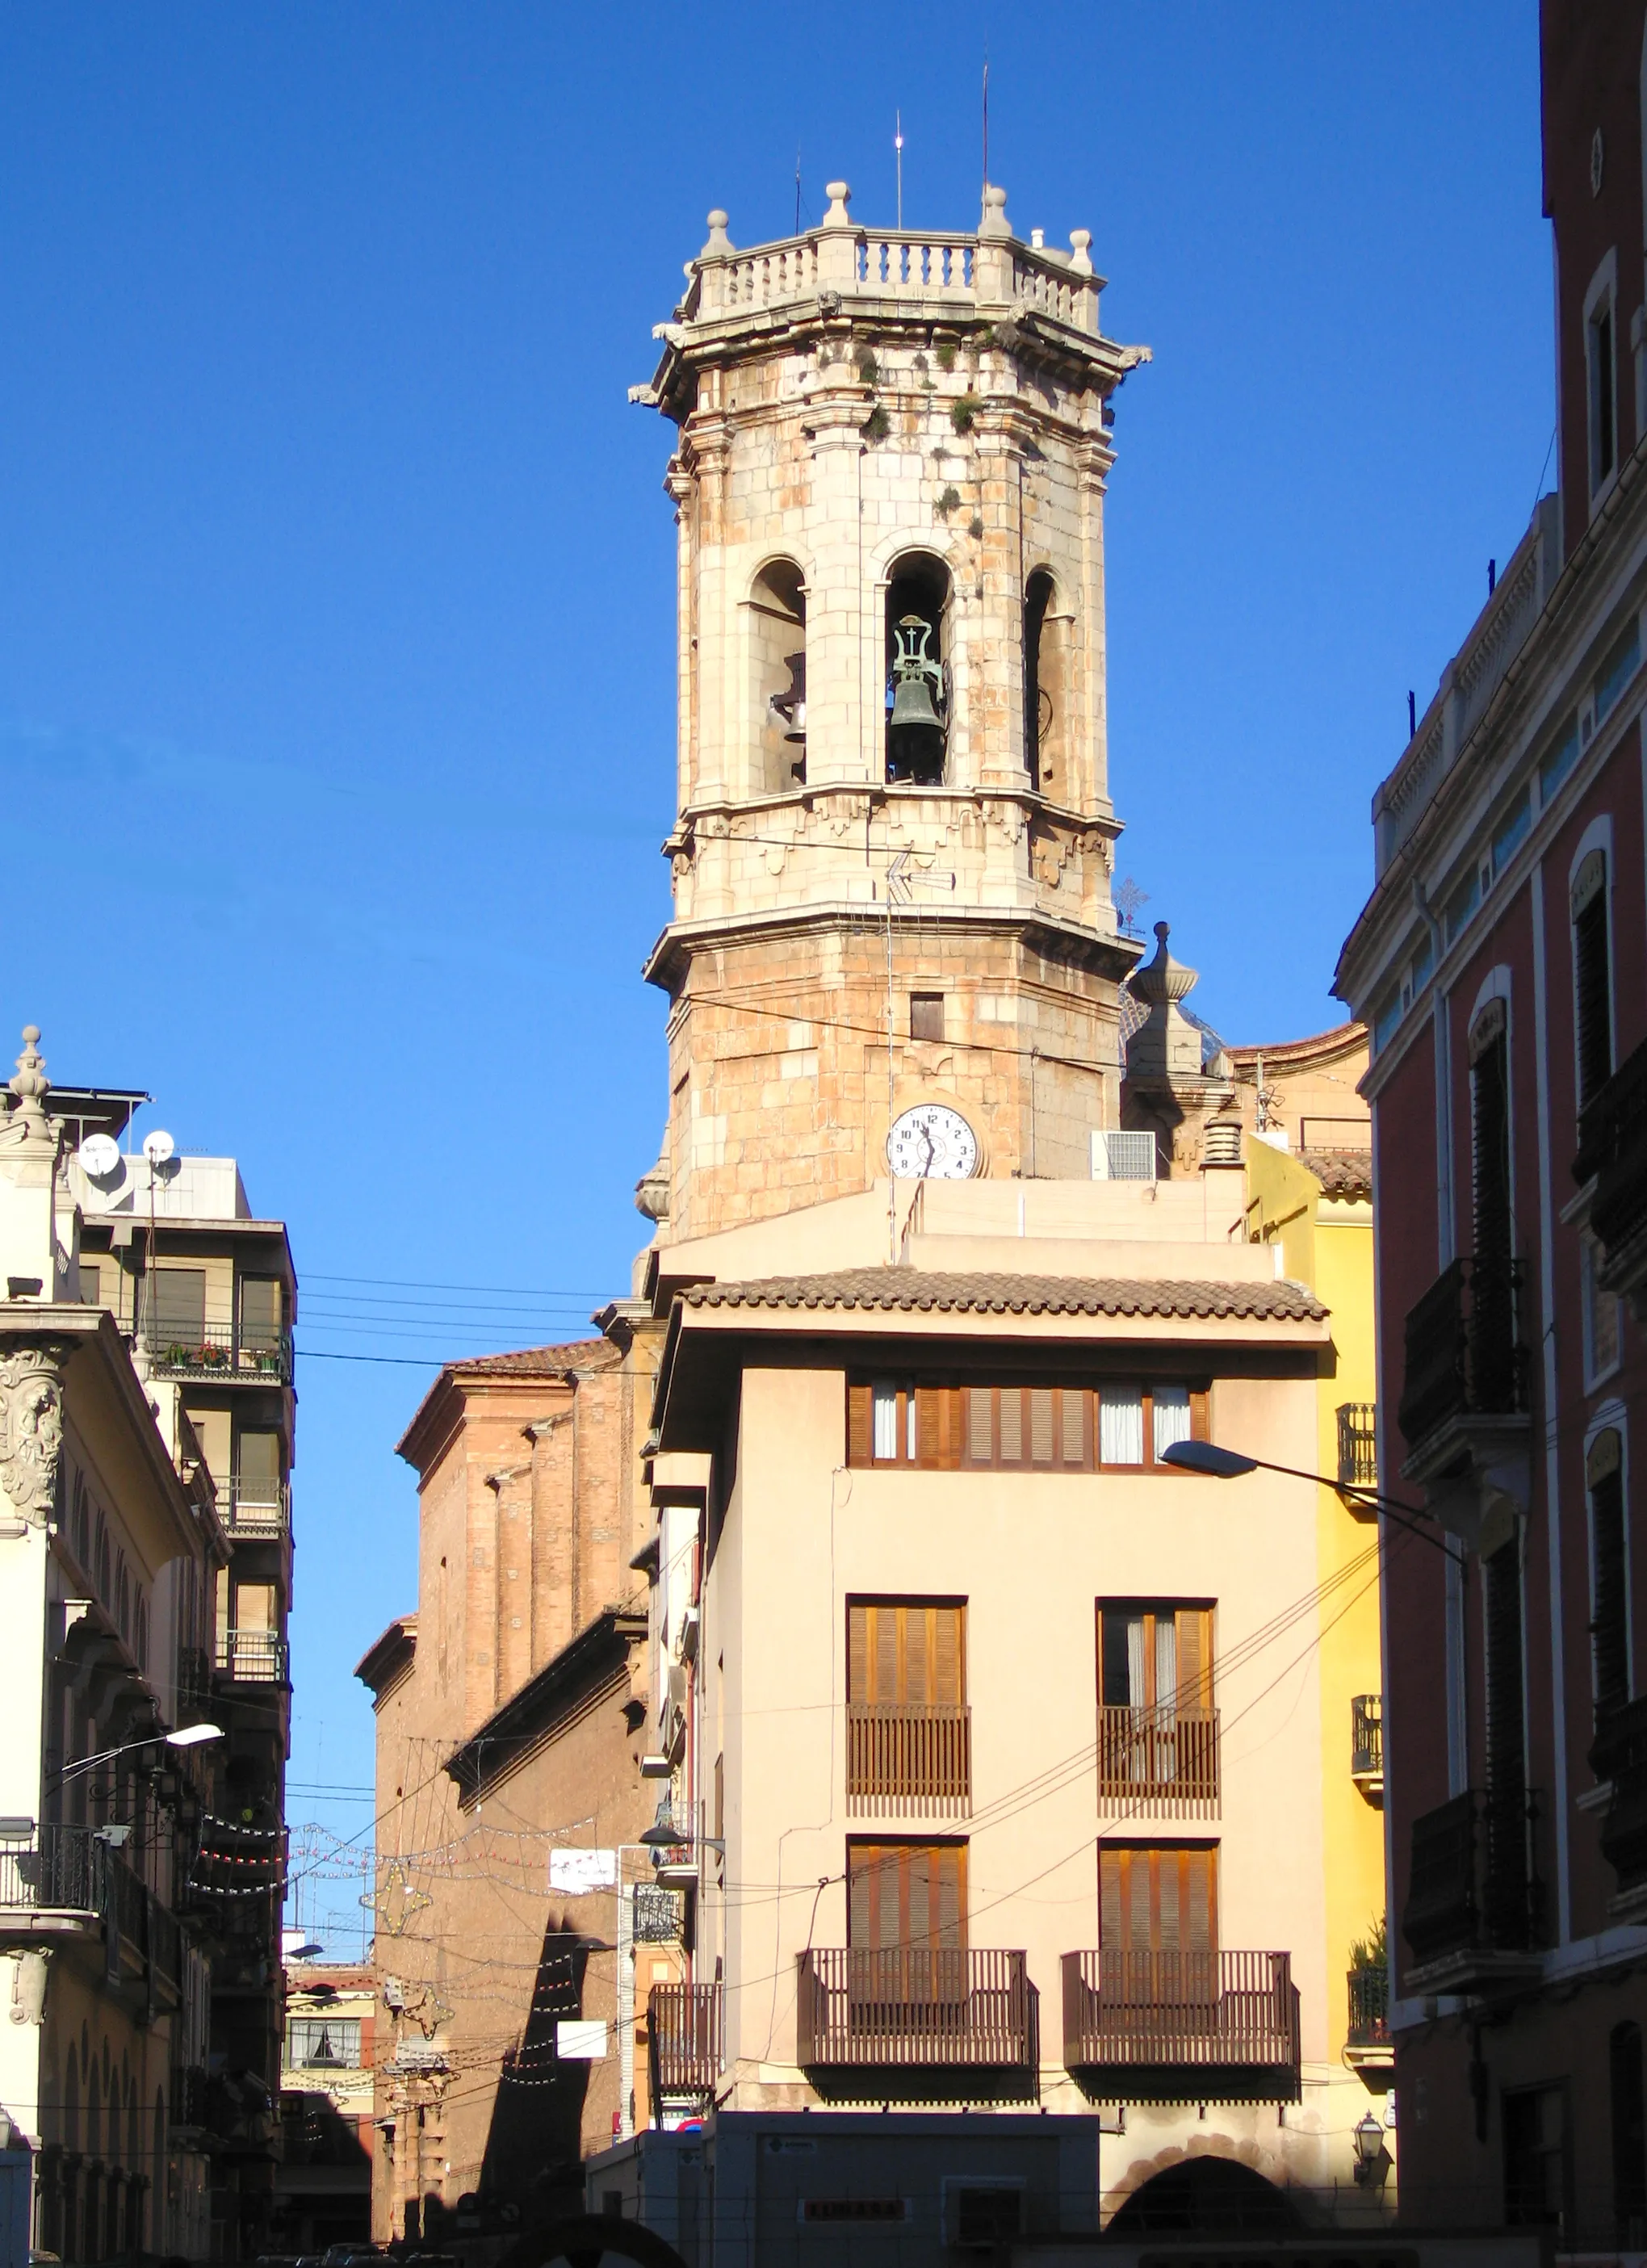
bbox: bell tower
[634,180,1150,1240]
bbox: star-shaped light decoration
[360,1861,433,1939]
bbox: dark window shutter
[1592,1441,1629,1726]
[1472,1024,1513,1277]
[1485,1538,1527,1805]
[1574,870,1612,1107]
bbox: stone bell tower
[633,180,1150,1241]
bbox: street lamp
[1159,1440,1449,1556]
[1352,2107,1387,2183]
[53,1722,224,1787]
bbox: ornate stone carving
[0,1341,73,1526]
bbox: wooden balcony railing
[647,1983,721,2106]
[796,1947,1035,2098]
[1402,1788,1540,1977]
[847,1704,970,1815]
[1061,1950,1301,2103]
[1097,1708,1218,1817]
[1398,1256,1528,1448]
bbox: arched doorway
[1108,2155,1301,2237]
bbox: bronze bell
[887,614,945,782]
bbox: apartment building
[555,179,1393,2255]
[275,1958,375,2251]
[1333,0,1647,2241]
[51,1072,296,2256]
[0,1029,228,2261]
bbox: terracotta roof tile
[1299,1150,1373,1199]
[448,1339,620,1378]
[677,1269,1326,1323]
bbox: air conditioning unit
[679,1606,701,1663]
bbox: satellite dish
[142,1130,175,1167]
[78,1134,121,1179]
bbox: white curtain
[1100,1386,1145,1465]
[1125,1615,1147,1707]
[873,1383,899,1460]
[1153,1384,1192,1461]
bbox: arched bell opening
[750,559,807,794]
[1023,566,1069,797]
[885,551,951,785]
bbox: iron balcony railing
[1335,1402,1378,1488]
[0,1822,110,1914]
[1403,1788,1540,1968]
[796,1947,1033,2082]
[647,1983,722,2104]
[1061,1951,1301,2102]
[1352,1695,1384,1787]
[217,1476,291,1537]
[846,1704,971,1814]
[1576,1036,1647,1277]
[1096,1707,1218,1811]
[176,1644,212,1713]
[143,1318,292,1385]
[1347,1964,1389,2050]
[215,1629,290,1684]
[1398,1256,1529,1448]
[170,2065,213,2134]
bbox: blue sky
[1,3,1549,1949]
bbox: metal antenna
[982,58,989,196]
[895,111,903,229]
[795,149,802,237]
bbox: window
[1583,1239,1622,1386]
[79,1263,102,1309]
[1469,1001,1515,1367]
[1022,568,1069,796]
[1538,716,1582,807]
[849,1601,966,1712]
[848,1840,966,1951]
[287,2017,362,2070]
[1483,1532,1530,1922]
[1595,621,1641,731]
[1490,788,1532,881]
[1590,285,1618,499]
[152,1268,207,1347]
[849,1380,1207,1469]
[752,558,807,791]
[1612,2022,1647,2246]
[1503,2086,1571,2232]
[1098,1604,1217,1809]
[910,993,945,1043]
[1099,1842,1217,1953]
[1590,1430,1629,1736]
[848,1601,969,1810]
[239,1277,283,1353]
[1573,849,1613,1109]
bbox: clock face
[886,1103,979,1181]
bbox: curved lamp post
[1159,1439,1449,1557]
[53,1721,224,1788]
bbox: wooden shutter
[153,1268,207,1342]
[848,1385,873,1466]
[1574,853,1612,1108]
[849,1842,966,1949]
[1471,1016,1513,1279]
[966,1389,993,1465]
[932,1608,963,1708]
[1484,1536,1528,1810]
[1062,1389,1088,1465]
[1176,1609,1213,1713]
[1100,1845,1217,1952]
[1029,1389,1055,1464]
[849,1604,870,1704]
[1590,1434,1629,1724]
[917,1388,941,1465]
[850,1602,965,1706]
[999,1389,1024,1465]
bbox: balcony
[1096,1707,1219,1819]
[170,2065,215,2141]
[846,1704,971,1816]
[217,1476,291,1539]
[1351,1695,1384,1801]
[647,1983,721,2111]
[1335,1402,1378,1497]
[1575,1037,1647,1317]
[1594,1695,1647,1919]
[1345,1964,1392,2074]
[0,1826,181,2012]
[1061,1950,1301,2104]
[216,1629,290,1684]
[1398,1257,1531,1546]
[796,1947,1037,2102]
[1402,1788,1543,1992]
[144,1318,292,1386]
